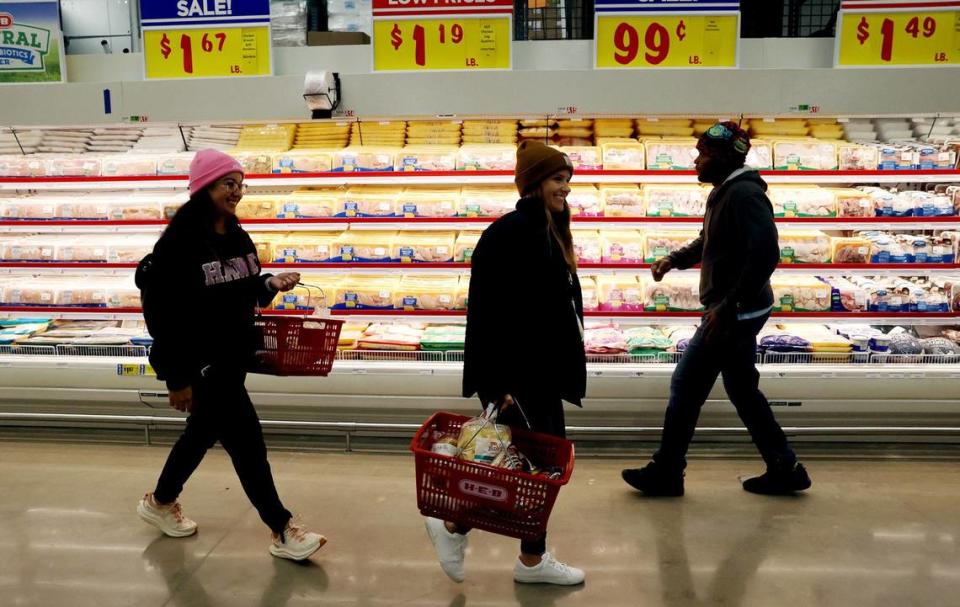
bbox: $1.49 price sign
[595,14,739,68]
[144,27,271,79]
[836,1,960,67]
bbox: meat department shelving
[0,117,959,444]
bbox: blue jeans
[653,313,796,473]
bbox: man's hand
[169,386,193,413]
[269,272,301,292]
[497,394,515,412]
[651,258,672,282]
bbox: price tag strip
[139,0,273,79]
[594,0,740,69]
[372,0,513,71]
[836,0,960,67]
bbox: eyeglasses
[218,179,248,194]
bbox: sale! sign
[372,0,513,71]
[836,0,960,66]
[594,0,740,69]
[140,0,272,79]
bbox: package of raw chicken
[272,151,335,173]
[279,188,340,219]
[838,144,880,171]
[0,235,59,261]
[391,231,455,263]
[100,154,159,177]
[598,275,643,311]
[579,276,599,311]
[643,275,702,311]
[0,155,46,177]
[566,185,602,217]
[599,139,646,170]
[236,195,281,220]
[334,231,397,262]
[358,322,426,350]
[333,275,398,309]
[601,230,644,264]
[231,152,274,175]
[584,324,628,354]
[745,140,773,170]
[251,233,283,265]
[393,275,460,310]
[643,138,698,170]
[332,147,398,172]
[44,155,102,177]
[394,146,458,172]
[107,234,159,263]
[57,236,112,262]
[455,275,469,309]
[599,185,643,217]
[337,186,400,217]
[459,186,516,218]
[572,230,602,264]
[56,194,116,221]
[156,153,195,176]
[396,187,460,218]
[771,276,832,312]
[777,230,831,264]
[1,196,60,220]
[557,146,603,171]
[831,188,875,218]
[454,231,482,263]
[275,275,339,310]
[772,139,839,171]
[826,277,869,312]
[768,186,837,218]
[643,184,707,217]
[456,145,517,171]
[830,237,871,264]
[643,230,699,262]
[272,233,341,263]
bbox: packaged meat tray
[643,138,698,170]
[251,233,283,265]
[585,325,628,354]
[877,146,918,171]
[772,140,838,170]
[768,186,836,218]
[643,275,702,311]
[598,276,643,311]
[100,155,158,177]
[643,231,699,263]
[558,146,602,171]
[54,196,112,221]
[644,184,707,217]
[107,235,156,263]
[155,153,195,176]
[838,144,879,171]
[237,195,281,219]
[572,230,602,264]
[566,185,602,217]
[391,231,455,263]
[394,146,458,172]
[393,275,460,310]
[599,185,644,217]
[778,230,830,264]
[456,145,516,171]
[745,140,773,170]
[599,140,646,170]
[420,325,466,351]
[0,156,47,177]
[832,188,875,218]
[278,189,339,219]
[272,233,341,263]
[460,186,516,218]
[334,231,396,262]
[58,237,111,262]
[454,231,481,263]
[601,230,644,264]
[0,236,58,261]
[580,276,599,311]
[332,147,397,172]
[337,186,399,217]
[274,276,339,310]
[623,326,673,355]
[830,237,871,264]
[1,197,60,220]
[865,235,910,264]
[272,151,335,173]
[333,275,397,309]
[396,187,460,218]
[771,277,831,312]
[44,156,102,177]
[357,322,425,351]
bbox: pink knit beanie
[189,149,244,196]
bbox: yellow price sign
[837,8,960,66]
[595,14,739,68]
[143,26,272,79]
[373,17,511,71]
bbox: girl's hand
[269,272,301,292]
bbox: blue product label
[915,252,928,263]
[890,254,908,263]
[403,203,417,215]
[399,247,414,259]
[402,296,417,307]
[282,294,297,303]
[874,252,890,263]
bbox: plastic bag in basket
[456,405,512,465]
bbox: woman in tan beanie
[423,141,586,585]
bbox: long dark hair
[523,182,577,273]
[165,188,239,236]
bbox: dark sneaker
[621,463,684,497]
[742,462,812,495]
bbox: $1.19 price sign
[144,26,271,79]
[836,2,960,66]
[595,14,739,68]
[373,18,510,70]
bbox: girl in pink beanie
[136,149,326,561]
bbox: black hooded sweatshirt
[138,199,277,390]
[668,169,779,315]
[462,197,587,407]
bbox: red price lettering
[879,17,894,62]
[162,31,228,74]
[613,21,672,66]
[613,22,639,65]
[412,24,425,67]
[905,16,937,38]
[644,22,670,65]
[438,23,464,44]
[180,34,193,74]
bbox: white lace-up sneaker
[424,517,467,582]
[514,552,585,585]
[137,493,198,538]
[270,520,326,561]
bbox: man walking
[622,122,811,496]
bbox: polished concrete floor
[0,441,958,607]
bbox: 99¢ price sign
[836,0,960,66]
[372,0,513,71]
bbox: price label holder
[372,0,513,71]
[594,0,740,69]
[139,0,273,79]
[836,0,960,67]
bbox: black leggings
[153,370,292,534]
[456,394,567,556]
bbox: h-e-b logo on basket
[458,479,508,502]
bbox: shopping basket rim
[410,410,576,487]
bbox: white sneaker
[514,552,585,585]
[270,520,326,561]
[424,517,467,582]
[137,493,197,538]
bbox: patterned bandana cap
[700,121,751,156]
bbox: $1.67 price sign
[372,0,512,71]
[836,1,960,67]
[594,1,740,68]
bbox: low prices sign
[372,0,512,71]
[140,0,272,79]
[836,0,960,66]
[595,0,740,69]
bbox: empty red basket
[250,316,343,376]
[410,411,575,540]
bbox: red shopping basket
[250,315,343,376]
[410,411,575,540]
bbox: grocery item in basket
[431,436,460,457]
[457,412,512,465]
